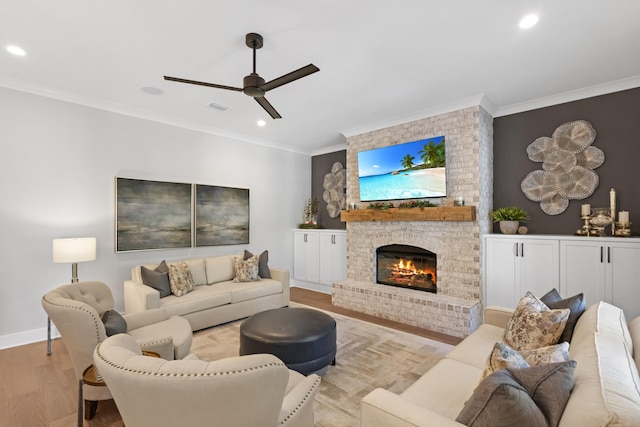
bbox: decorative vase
[499,221,519,234]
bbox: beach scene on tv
[358,136,446,201]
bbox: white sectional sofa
[361,301,640,427]
[124,253,290,331]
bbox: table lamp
[48,237,96,355]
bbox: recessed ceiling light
[141,86,164,95]
[519,14,539,29]
[6,45,26,56]
[257,120,266,127]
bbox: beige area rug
[191,304,454,426]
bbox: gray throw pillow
[244,250,271,279]
[456,361,576,427]
[140,260,171,298]
[101,310,127,336]
[541,288,586,343]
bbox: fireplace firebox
[376,244,437,293]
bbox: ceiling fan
[164,33,319,119]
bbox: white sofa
[361,301,640,426]
[124,253,290,331]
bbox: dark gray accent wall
[311,150,347,230]
[494,87,640,235]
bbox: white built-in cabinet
[484,236,559,308]
[483,234,640,321]
[293,229,346,294]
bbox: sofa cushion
[446,323,505,369]
[182,259,207,286]
[214,279,283,303]
[232,255,261,282]
[400,358,484,420]
[541,288,586,343]
[456,361,576,427]
[102,310,128,336]
[205,254,238,284]
[168,262,195,296]
[159,286,232,317]
[482,341,570,379]
[140,261,171,298]
[244,250,271,279]
[560,302,640,426]
[503,292,569,351]
[629,316,640,373]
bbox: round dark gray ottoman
[239,307,337,375]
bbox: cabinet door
[485,238,518,308]
[518,239,559,299]
[293,231,320,282]
[319,232,346,286]
[606,242,640,321]
[560,241,605,307]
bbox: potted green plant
[491,206,529,234]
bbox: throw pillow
[168,261,195,296]
[482,341,570,379]
[233,255,261,282]
[503,292,570,351]
[456,361,576,427]
[140,260,171,298]
[101,310,127,336]
[541,288,586,343]
[244,249,271,279]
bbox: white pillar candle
[581,204,591,216]
[619,211,629,224]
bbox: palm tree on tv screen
[401,154,415,170]
[418,140,446,168]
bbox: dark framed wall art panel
[195,185,250,246]
[116,178,192,252]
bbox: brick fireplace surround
[332,105,493,338]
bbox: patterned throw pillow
[482,341,570,379]
[233,255,261,282]
[168,261,195,296]
[244,249,271,279]
[503,292,570,351]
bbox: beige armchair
[42,281,192,420]
[93,333,322,427]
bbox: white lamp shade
[53,237,97,263]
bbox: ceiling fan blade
[255,96,282,119]
[260,64,319,92]
[163,76,243,92]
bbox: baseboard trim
[0,326,58,350]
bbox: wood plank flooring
[0,287,458,426]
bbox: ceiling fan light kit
[164,32,319,119]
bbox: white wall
[0,86,311,348]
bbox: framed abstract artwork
[116,178,192,252]
[195,184,249,246]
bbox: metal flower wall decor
[521,120,604,215]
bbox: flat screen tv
[357,136,446,202]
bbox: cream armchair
[93,333,322,427]
[42,281,192,420]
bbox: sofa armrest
[123,308,170,331]
[124,279,161,314]
[484,305,514,328]
[361,388,466,427]
[269,268,290,303]
[279,373,321,426]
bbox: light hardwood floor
[0,287,458,426]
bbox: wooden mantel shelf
[340,206,476,222]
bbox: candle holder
[614,222,632,237]
[576,215,599,236]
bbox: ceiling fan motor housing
[243,73,266,97]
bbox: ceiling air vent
[208,101,231,111]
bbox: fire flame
[391,258,436,283]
